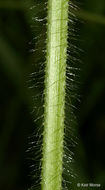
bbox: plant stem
[42,0,68,189]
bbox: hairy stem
[42,0,68,189]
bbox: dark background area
[0,0,105,190]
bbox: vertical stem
[42,0,68,189]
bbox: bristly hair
[27,0,82,189]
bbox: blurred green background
[0,0,105,190]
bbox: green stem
[42,0,68,189]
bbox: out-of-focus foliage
[0,0,105,190]
[76,0,105,188]
[0,1,35,190]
